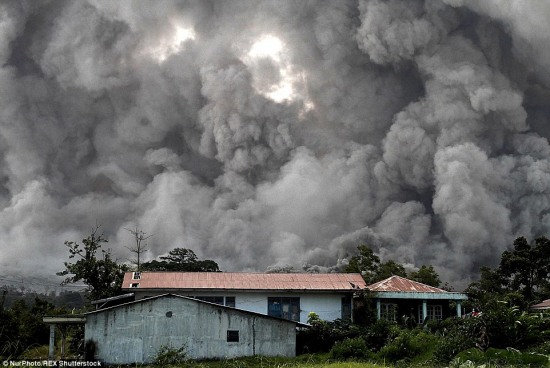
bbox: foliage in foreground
[153,344,189,366]
[0,298,66,359]
[452,348,549,367]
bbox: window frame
[227,330,239,342]
[341,296,352,320]
[267,297,300,322]
[187,296,236,307]
[380,303,397,321]
[418,304,443,322]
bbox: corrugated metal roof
[85,293,310,327]
[531,299,550,310]
[123,272,366,291]
[367,275,447,293]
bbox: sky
[1,0,550,290]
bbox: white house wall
[133,291,347,323]
[85,296,297,365]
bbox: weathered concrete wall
[133,291,347,322]
[84,295,297,365]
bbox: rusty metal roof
[531,299,550,310]
[367,275,447,293]
[123,272,366,291]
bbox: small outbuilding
[367,276,467,323]
[84,293,306,365]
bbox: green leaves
[141,248,220,272]
[344,245,440,286]
[499,236,550,304]
[57,227,128,302]
[409,265,441,287]
[467,236,550,310]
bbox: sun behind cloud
[144,24,196,63]
[243,34,310,105]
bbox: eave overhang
[43,315,86,324]
[372,291,467,300]
[123,287,359,294]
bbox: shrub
[425,316,460,335]
[453,348,486,363]
[528,339,550,355]
[471,300,550,349]
[433,330,475,363]
[330,337,369,360]
[453,347,549,367]
[297,313,364,354]
[363,319,401,352]
[377,329,437,362]
[153,344,188,366]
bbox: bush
[425,316,461,335]
[153,344,188,366]
[297,313,364,354]
[471,300,550,349]
[433,330,475,363]
[453,348,486,363]
[453,347,549,367]
[330,337,369,360]
[377,329,437,363]
[363,319,401,352]
[528,339,550,355]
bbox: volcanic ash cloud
[0,0,549,289]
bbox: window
[268,297,300,321]
[189,296,235,307]
[418,305,443,322]
[341,296,352,320]
[380,303,397,321]
[130,283,140,288]
[194,296,224,305]
[132,272,141,280]
[227,330,239,342]
[225,296,236,307]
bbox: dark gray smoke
[1,0,549,289]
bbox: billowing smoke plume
[1,0,550,289]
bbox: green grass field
[10,346,549,368]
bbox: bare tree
[125,227,152,271]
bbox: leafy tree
[409,265,441,287]
[499,236,550,304]
[141,248,219,272]
[344,245,381,284]
[467,236,550,310]
[465,266,507,307]
[0,297,62,358]
[57,227,128,301]
[345,245,408,283]
[376,260,407,281]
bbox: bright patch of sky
[146,25,196,62]
[243,35,312,108]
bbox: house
[530,299,550,311]
[122,272,367,323]
[367,275,467,323]
[84,294,307,364]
